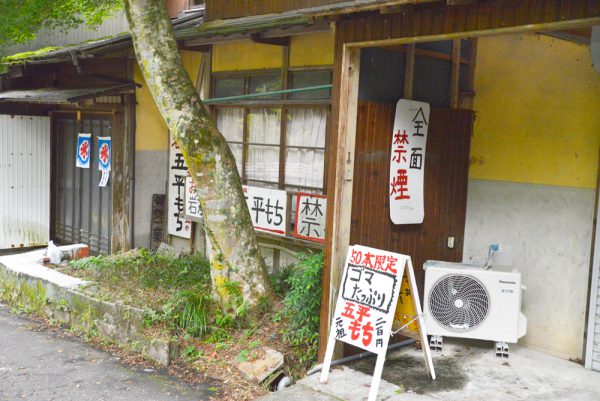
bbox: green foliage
[278,252,323,367]
[0,0,122,49]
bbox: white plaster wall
[463,178,595,359]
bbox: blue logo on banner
[76,134,91,168]
[98,137,111,171]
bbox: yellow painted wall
[135,50,202,151]
[212,41,282,72]
[471,33,600,189]
[289,31,334,67]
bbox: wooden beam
[250,33,290,47]
[450,39,461,109]
[403,44,415,99]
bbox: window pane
[249,74,281,99]
[290,70,332,99]
[213,77,245,98]
[285,148,324,189]
[286,108,326,148]
[248,109,280,145]
[216,108,244,142]
[247,145,280,183]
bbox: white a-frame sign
[320,245,435,401]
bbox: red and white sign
[389,99,430,225]
[294,193,327,243]
[243,185,287,236]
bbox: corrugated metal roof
[0,84,135,104]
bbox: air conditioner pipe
[305,338,416,377]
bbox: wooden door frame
[320,16,600,362]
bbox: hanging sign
[321,245,435,401]
[97,137,111,171]
[243,185,287,236]
[76,133,91,168]
[185,176,203,222]
[389,99,430,225]
[168,134,192,238]
[294,193,327,243]
[98,170,110,187]
[150,194,166,250]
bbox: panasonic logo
[499,280,516,285]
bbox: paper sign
[168,134,192,238]
[330,245,403,354]
[185,176,203,222]
[243,185,287,236]
[99,170,109,187]
[76,133,91,168]
[97,137,111,171]
[389,99,430,225]
[294,193,327,243]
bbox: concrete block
[238,347,284,383]
[256,385,340,401]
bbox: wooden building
[2,0,600,372]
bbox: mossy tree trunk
[124,0,273,309]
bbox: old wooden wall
[350,102,473,293]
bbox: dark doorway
[51,113,112,254]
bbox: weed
[278,252,323,369]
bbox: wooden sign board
[321,245,435,401]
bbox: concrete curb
[0,248,178,366]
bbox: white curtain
[247,109,281,183]
[216,108,244,175]
[285,108,327,189]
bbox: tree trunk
[124,0,273,309]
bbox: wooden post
[404,43,415,99]
[450,39,461,109]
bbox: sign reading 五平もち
[243,185,287,236]
[331,245,403,355]
[168,134,192,238]
[389,99,430,225]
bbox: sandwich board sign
[320,245,435,401]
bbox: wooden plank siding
[350,103,473,297]
[319,0,600,361]
[205,0,345,21]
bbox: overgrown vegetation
[277,252,324,368]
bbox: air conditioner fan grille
[429,274,489,332]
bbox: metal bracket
[495,341,509,358]
[430,335,443,352]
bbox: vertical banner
[389,99,430,225]
[76,133,91,168]
[97,137,111,171]
[168,134,192,238]
[294,193,327,243]
[242,185,287,236]
[150,194,166,250]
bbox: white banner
[389,99,430,225]
[168,135,191,238]
[243,185,287,236]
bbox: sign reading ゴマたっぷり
[330,245,403,354]
[389,99,430,225]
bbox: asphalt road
[0,304,211,401]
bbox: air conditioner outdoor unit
[423,261,527,357]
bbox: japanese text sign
[97,137,111,171]
[389,99,430,225]
[76,133,91,168]
[185,176,203,222]
[331,245,405,355]
[243,185,287,236]
[168,134,192,238]
[294,193,327,243]
[150,194,166,250]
